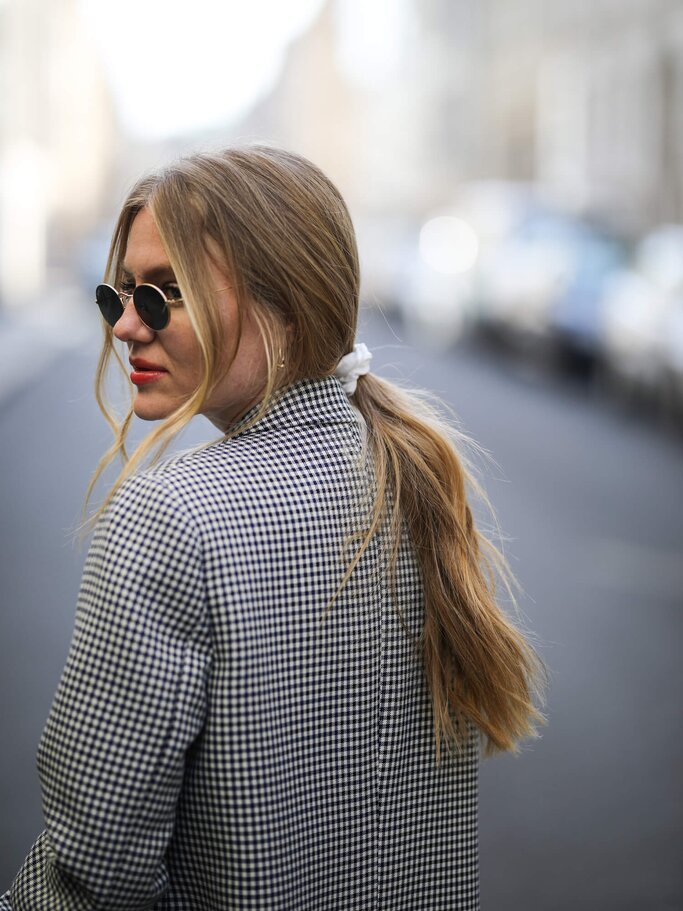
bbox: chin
[133,394,174,422]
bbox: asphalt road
[1,307,681,909]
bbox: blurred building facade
[0,0,118,311]
[485,0,683,234]
[232,0,683,235]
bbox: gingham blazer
[1,376,480,910]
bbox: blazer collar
[228,376,357,438]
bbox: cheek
[172,327,203,377]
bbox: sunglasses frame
[95,282,178,331]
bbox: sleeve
[3,474,212,911]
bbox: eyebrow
[121,264,177,282]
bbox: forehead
[123,208,171,275]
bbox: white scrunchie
[334,342,372,396]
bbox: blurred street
[1,307,681,909]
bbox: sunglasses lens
[134,284,169,330]
[95,284,124,327]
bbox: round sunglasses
[95,283,179,331]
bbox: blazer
[1,376,480,910]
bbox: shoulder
[96,470,202,562]
[137,437,265,516]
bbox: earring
[276,350,285,369]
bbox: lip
[130,357,167,372]
[129,357,168,387]
[131,370,166,386]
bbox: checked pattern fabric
[1,376,480,910]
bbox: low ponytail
[352,372,546,760]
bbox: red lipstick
[130,357,167,386]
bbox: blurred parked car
[659,295,683,417]
[472,207,569,344]
[395,182,535,348]
[548,223,627,371]
[473,206,626,367]
[600,225,683,410]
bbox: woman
[1,146,544,910]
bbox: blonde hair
[88,144,546,760]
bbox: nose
[112,297,156,344]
